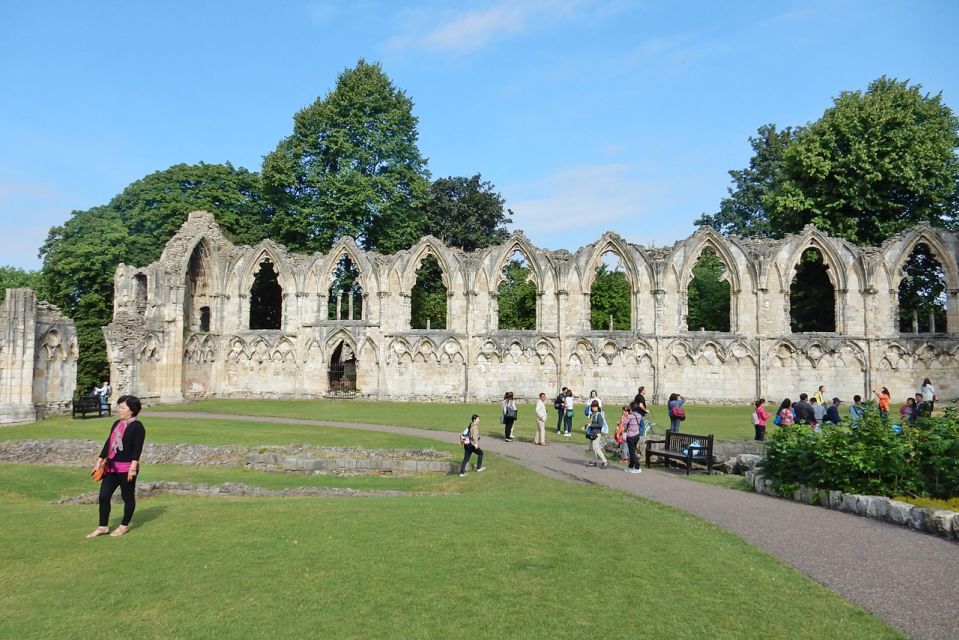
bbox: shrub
[762,406,958,499]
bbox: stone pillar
[336,291,343,321]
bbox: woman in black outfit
[87,395,146,538]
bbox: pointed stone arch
[889,228,959,289]
[184,237,217,333]
[402,238,455,292]
[489,236,543,292]
[581,234,642,293]
[321,244,367,322]
[783,230,847,291]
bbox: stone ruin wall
[0,289,78,424]
[104,211,959,406]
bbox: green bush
[762,406,959,499]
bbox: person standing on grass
[810,397,826,430]
[586,389,603,415]
[502,391,518,441]
[667,393,685,432]
[848,395,864,422]
[623,403,643,474]
[615,405,630,463]
[563,388,574,437]
[753,399,770,441]
[813,385,825,405]
[632,386,649,415]
[824,398,842,425]
[459,415,486,477]
[920,378,936,414]
[793,393,815,428]
[584,400,608,468]
[899,397,916,424]
[777,399,795,426]
[534,392,548,446]
[554,387,568,434]
[873,387,891,418]
[87,395,146,538]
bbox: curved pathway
[159,411,957,640]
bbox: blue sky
[2,0,957,270]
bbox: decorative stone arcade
[104,211,959,405]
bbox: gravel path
[158,411,958,640]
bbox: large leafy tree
[497,258,536,330]
[38,162,270,391]
[262,59,431,253]
[698,77,959,245]
[686,249,730,332]
[423,174,512,251]
[0,266,40,301]
[589,264,630,330]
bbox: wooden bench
[645,431,715,475]
[72,396,111,419]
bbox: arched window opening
[898,243,947,333]
[328,255,363,321]
[199,306,211,333]
[410,254,447,330]
[790,248,835,332]
[184,241,213,330]
[497,251,536,330]
[134,274,148,316]
[687,248,730,332]
[249,259,282,330]
[589,252,630,330]
[327,341,357,397]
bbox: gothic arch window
[134,274,148,316]
[328,341,357,396]
[790,248,835,332]
[249,259,282,330]
[184,240,214,331]
[898,242,947,333]
[687,247,731,332]
[328,255,363,321]
[497,250,536,330]
[410,253,448,330]
[589,251,631,330]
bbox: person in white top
[563,389,574,436]
[533,392,548,446]
[920,378,936,413]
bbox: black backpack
[553,394,565,411]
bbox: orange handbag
[92,463,106,482]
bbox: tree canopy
[423,174,512,251]
[589,263,630,330]
[38,162,271,391]
[262,59,431,253]
[698,77,959,246]
[0,266,40,302]
[497,257,536,330]
[686,249,730,332]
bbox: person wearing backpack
[553,387,568,434]
[501,391,518,441]
[583,400,608,468]
[667,393,686,432]
[459,415,486,477]
[752,399,770,441]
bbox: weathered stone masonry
[105,211,958,405]
[0,289,78,423]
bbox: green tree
[262,59,430,253]
[497,258,536,330]
[789,250,835,332]
[38,162,270,391]
[0,266,40,301]
[898,243,947,332]
[699,77,959,245]
[686,249,730,332]
[589,263,630,330]
[410,255,447,330]
[424,174,512,251]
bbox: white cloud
[503,164,669,248]
[386,0,626,54]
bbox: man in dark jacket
[792,393,815,426]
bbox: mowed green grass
[0,407,900,639]
[148,398,761,440]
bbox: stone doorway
[327,341,357,397]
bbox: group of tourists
[753,378,938,441]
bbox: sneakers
[459,473,466,477]
[627,468,642,474]
[476,466,487,472]
[563,432,572,437]
[601,462,608,469]
[586,461,597,467]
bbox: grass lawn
[147,398,763,441]
[0,407,901,639]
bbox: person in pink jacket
[753,398,771,441]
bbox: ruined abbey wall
[105,211,959,405]
[0,289,78,423]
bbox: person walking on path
[533,392,548,446]
[87,395,146,538]
[920,378,936,414]
[563,389,574,437]
[584,400,608,468]
[459,415,486,476]
[615,405,630,463]
[623,403,643,474]
[501,392,518,441]
[873,387,891,418]
[667,393,685,432]
[553,387,568,434]
[753,399,770,441]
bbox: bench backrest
[664,431,714,457]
